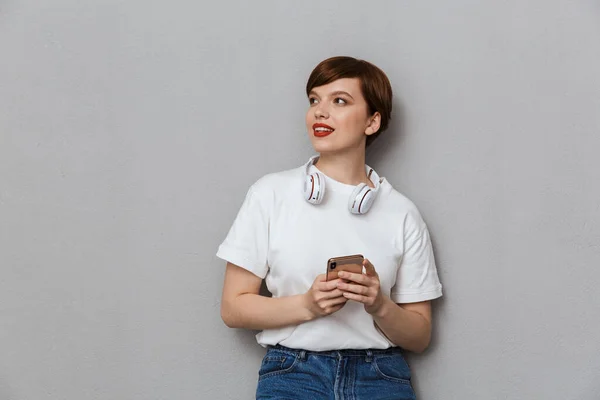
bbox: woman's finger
[342,292,369,304]
[317,278,342,292]
[323,296,348,309]
[337,271,369,285]
[363,258,377,277]
[321,288,346,299]
[337,282,369,295]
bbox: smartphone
[326,254,364,281]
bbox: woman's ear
[365,112,382,136]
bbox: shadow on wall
[367,96,449,397]
[366,98,406,168]
[233,328,267,359]
[407,294,447,396]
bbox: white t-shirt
[216,163,443,351]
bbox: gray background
[1,1,599,399]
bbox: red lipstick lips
[313,123,335,137]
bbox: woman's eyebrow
[329,91,354,99]
[308,90,354,99]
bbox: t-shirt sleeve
[216,185,270,279]
[390,210,443,303]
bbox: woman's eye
[309,97,318,105]
[334,97,347,105]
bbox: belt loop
[299,350,306,361]
[365,350,373,363]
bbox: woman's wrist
[298,293,317,322]
[370,295,393,319]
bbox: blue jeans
[256,345,416,400]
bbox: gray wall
[1,1,599,399]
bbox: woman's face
[305,78,379,155]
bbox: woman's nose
[314,104,329,119]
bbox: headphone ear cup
[349,184,375,214]
[304,172,326,204]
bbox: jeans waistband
[268,344,404,361]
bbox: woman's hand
[336,258,384,315]
[302,274,348,320]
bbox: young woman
[217,56,443,400]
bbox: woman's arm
[336,259,434,353]
[220,262,347,330]
[372,299,432,353]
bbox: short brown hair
[306,56,393,147]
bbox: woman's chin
[311,138,338,153]
[312,144,338,155]
[312,141,360,156]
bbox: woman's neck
[314,149,374,188]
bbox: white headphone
[302,155,382,215]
